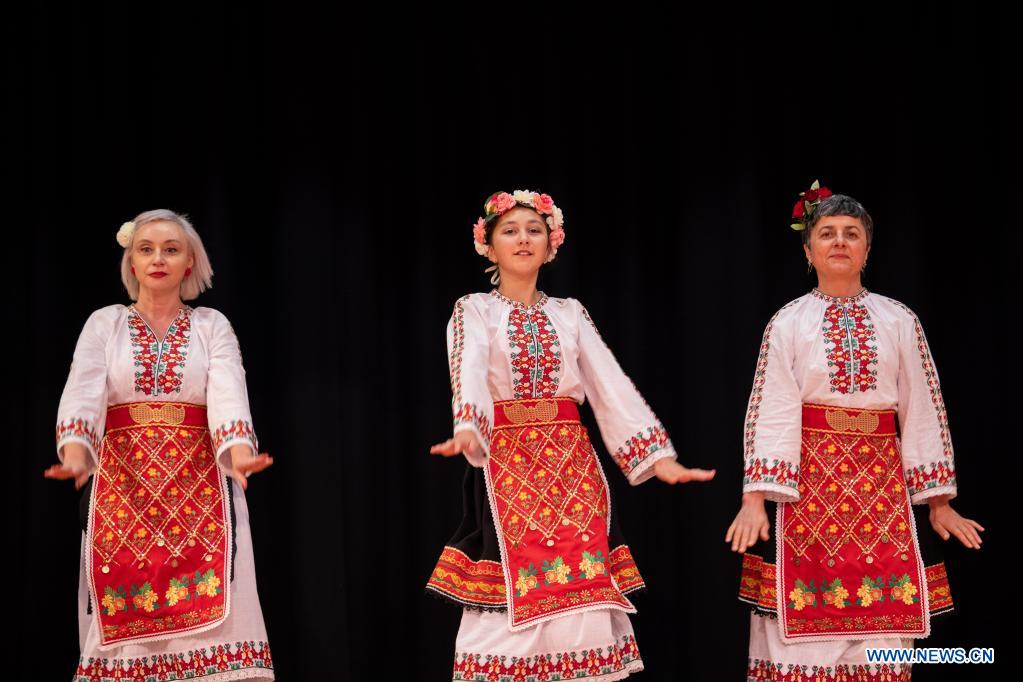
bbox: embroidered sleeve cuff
[742,481,801,503]
[626,445,676,486]
[743,457,800,502]
[910,485,958,505]
[612,424,673,484]
[211,419,258,473]
[905,461,957,504]
[56,417,102,469]
[453,403,492,466]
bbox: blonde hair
[119,209,213,301]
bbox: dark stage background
[9,4,1013,680]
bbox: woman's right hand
[725,491,770,553]
[430,430,483,460]
[43,443,91,490]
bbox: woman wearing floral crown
[44,210,275,681]
[427,190,715,680]
[726,182,984,681]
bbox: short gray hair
[119,209,214,301]
[804,194,874,246]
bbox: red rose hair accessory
[472,189,565,263]
[790,179,833,231]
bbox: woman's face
[130,220,194,299]
[487,207,550,278]
[804,214,869,280]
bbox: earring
[131,266,135,275]
[806,260,813,274]
[185,267,192,277]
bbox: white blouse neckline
[489,289,549,311]
[810,288,870,305]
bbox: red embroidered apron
[88,402,231,646]
[485,397,633,630]
[778,403,928,640]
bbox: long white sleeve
[742,304,802,502]
[447,295,494,466]
[205,309,258,475]
[55,306,118,472]
[894,304,957,504]
[574,300,676,485]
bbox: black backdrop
[9,4,1012,680]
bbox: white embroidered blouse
[447,290,677,485]
[741,289,957,505]
[55,305,258,475]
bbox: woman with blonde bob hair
[45,209,275,681]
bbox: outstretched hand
[43,462,91,490]
[652,458,716,485]
[231,447,274,491]
[929,498,984,549]
[430,430,483,460]
[725,492,770,553]
[43,444,91,490]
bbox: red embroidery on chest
[822,303,878,394]
[506,307,562,399]
[129,309,191,395]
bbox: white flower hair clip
[116,221,136,248]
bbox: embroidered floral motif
[426,546,506,608]
[56,417,101,454]
[743,457,799,493]
[101,586,129,616]
[746,659,910,682]
[165,576,190,606]
[211,419,258,452]
[454,403,492,444]
[742,556,951,617]
[454,635,641,681]
[131,582,160,612]
[889,573,919,605]
[891,300,955,462]
[788,580,817,611]
[75,640,272,681]
[512,585,631,621]
[194,568,223,597]
[822,302,878,393]
[578,550,607,580]
[743,300,799,467]
[612,424,670,479]
[515,564,539,597]
[507,305,562,399]
[541,556,573,585]
[857,576,886,607]
[128,307,191,395]
[905,460,956,499]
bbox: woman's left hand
[653,458,716,485]
[230,445,274,491]
[928,496,984,549]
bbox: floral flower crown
[790,179,833,231]
[472,190,566,263]
[116,221,136,247]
